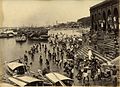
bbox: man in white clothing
[88,49,92,60]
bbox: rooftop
[90,0,119,11]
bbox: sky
[2,0,104,27]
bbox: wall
[89,0,119,59]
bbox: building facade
[90,0,119,59]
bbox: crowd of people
[18,32,118,86]
[75,56,118,86]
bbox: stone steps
[77,46,113,64]
[97,38,116,59]
[77,47,104,63]
[92,48,112,61]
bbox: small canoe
[16,36,27,42]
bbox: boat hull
[15,36,27,42]
[28,36,49,41]
[16,40,26,42]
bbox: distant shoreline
[50,27,90,30]
[50,27,90,34]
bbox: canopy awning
[45,72,73,83]
[9,75,43,86]
[0,83,16,87]
[8,77,27,87]
[111,56,120,66]
[14,75,43,83]
[7,62,25,71]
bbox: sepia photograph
[0,0,119,86]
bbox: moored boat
[45,72,74,86]
[7,33,14,38]
[0,31,15,38]
[16,35,27,42]
[8,75,52,86]
[29,36,40,41]
[5,62,27,76]
[29,35,49,41]
[40,35,49,41]
[0,33,9,38]
[0,82,16,87]
[40,35,50,38]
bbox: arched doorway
[94,14,98,31]
[91,15,94,29]
[95,23,97,31]
[98,13,101,28]
[102,11,106,31]
[113,8,119,34]
[107,9,112,33]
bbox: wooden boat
[0,33,8,38]
[0,31,14,38]
[45,72,73,86]
[29,35,49,41]
[6,62,27,76]
[8,33,14,38]
[8,75,52,86]
[0,82,16,87]
[40,35,50,38]
[7,33,14,38]
[29,70,53,86]
[40,35,49,41]
[29,36,40,41]
[16,35,27,42]
[39,36,48,41]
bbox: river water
[0,29,82,74]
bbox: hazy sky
[3,0,104,27]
